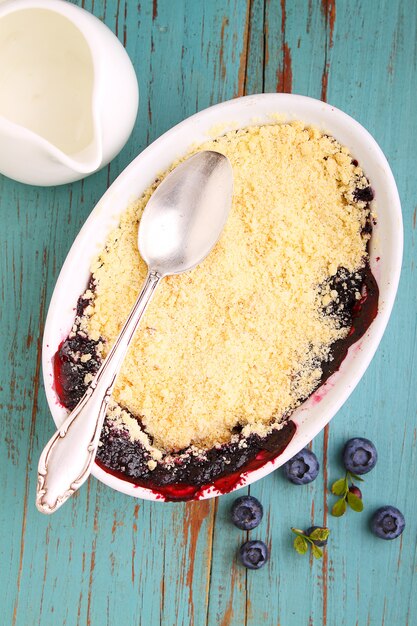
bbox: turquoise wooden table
[2,1,417,624]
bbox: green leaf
[294,536,309,555]
[309,527,330,542]
[291,528,305,537]
[331,498,347,517]
[347,492,364,512]
[310,543,323,559]
[347,472,364,482]
[331,478,348,496]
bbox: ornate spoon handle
[36,271,161,514]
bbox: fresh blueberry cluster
[281,448,330,559]
[231,496,268,569]
[330,437,378,517]
[330,437,404,538]
[231,435,405,569]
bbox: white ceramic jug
[0,0,139,186]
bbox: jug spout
[52,124,103,176]
[0,113,102,186]
[67,149,102,174]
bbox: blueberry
[282,448,319,484]
[343,438,378,474]
[306,526,328,547]
[231,496,263,530]
[239,540,268,569]
[371,506,405,540]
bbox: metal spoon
[36,151,233,514]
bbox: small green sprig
[291,527,330,559]
[331,471,364,516]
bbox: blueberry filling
[354,185,374,203]
[54,332,101,410]
[96,412,294,488]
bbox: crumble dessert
[54,121,378,499]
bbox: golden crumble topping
[81,121,372,454]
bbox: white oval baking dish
[42,93,402,501]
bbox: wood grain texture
[1,1,416,625]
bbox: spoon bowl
[139,151,233,276]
